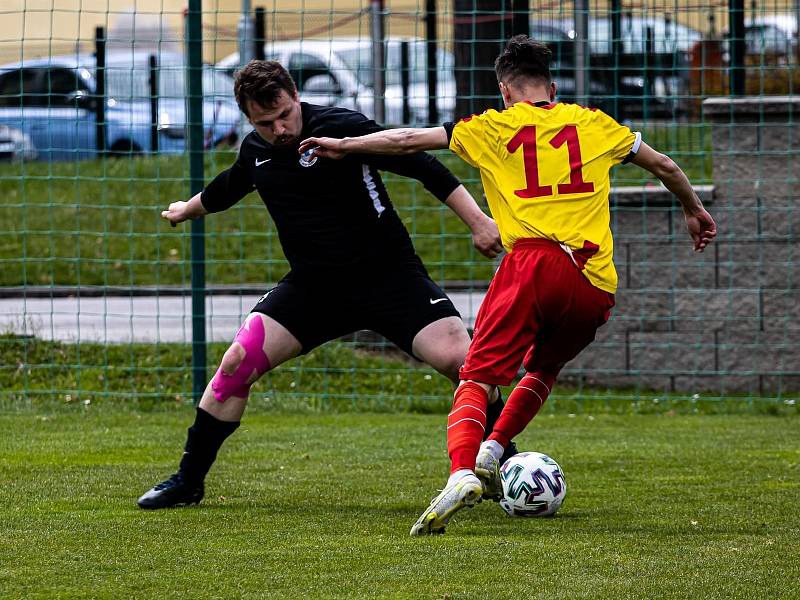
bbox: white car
[216,38,455,126]
[748,13,796,39]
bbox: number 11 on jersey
[507,125,595,199]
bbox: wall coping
[610,184,714,207]
[703,96,800,121]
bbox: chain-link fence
[0,0,797,411]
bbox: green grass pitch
[1,408,796,599]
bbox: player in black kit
[138,60,516,509]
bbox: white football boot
[475,442,503,501]
[410,473,483,536]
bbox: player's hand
[298,137,347,160]
[161,201,192,226]
[684,208,717,252]
[472,215,504,259]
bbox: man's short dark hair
[234,60,297,117]
[494,35,552,87]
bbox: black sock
[484,388,504,440]
[178,407,240,484]
[499,440,519,465]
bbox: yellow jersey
[448,101,639,294]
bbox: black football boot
[137,472,204,509]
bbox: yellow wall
[0,0,443,64]
[0,0,788,65]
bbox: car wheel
[108,140,142,158]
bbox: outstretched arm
[299,126,450,159]
[162,138,257,227]
[299,119,502,256]
[632,142,717,252]
[162,156,255,226]
[161,192,209,226]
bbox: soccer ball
[499,451,567,517]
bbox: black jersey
[200,103,461,280]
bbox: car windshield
[535,17,701,54]
[590,17,701,53]
[335,43,453,88]
[105,63,233,102]
[746,25,791,53]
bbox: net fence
[0,0,797,412]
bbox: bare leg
[411,315,471,385]
[199,313,302,421]
[137,313,302,509]
[412,316,506,436]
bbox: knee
[437,352,465,384]
[435,340,469,384]
[211,316,271,403]
[220,343,246,375]
[441,326,470,369]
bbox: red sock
[447,382,488,473]
[488,372,556,448]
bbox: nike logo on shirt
[430,298,448,305]
[255,158,271,166]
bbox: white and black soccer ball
[499,451,567,517]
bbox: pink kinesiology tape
[211,315,271,402]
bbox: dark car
[722,24,794,61]
[531,19,697,119]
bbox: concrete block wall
[562,97,799,393]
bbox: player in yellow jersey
[299,35,717,535]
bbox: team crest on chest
[299,147,319,167]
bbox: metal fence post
[148,54,159,153]
[511,0,529,37]
[186,0,207,402]
[94,26,106,156]
[796,0,800,65]
[254,7,266,61]
[728,0,745,96]
[644,25,653,118]
[574,0,589,105]
[400,40,410,124]
[238,0,255,67]
[371,0,385,124]
[610,0,622,118]
[425,0,438,125]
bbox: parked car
[531,17,700,119]
[0,51,240,161]
[747,13,796,40]
[333,38,455,124]
[722,24,794,61]
[539,15,701,55]
[745,24,793,57]
[217,38,455,125]
[0,124,36,161]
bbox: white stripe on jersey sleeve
[631,131,642,154]
[362,164,386,216]
[622,131,642,164]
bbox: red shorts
[459,238,615,386]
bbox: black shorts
[251,266,461,359]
